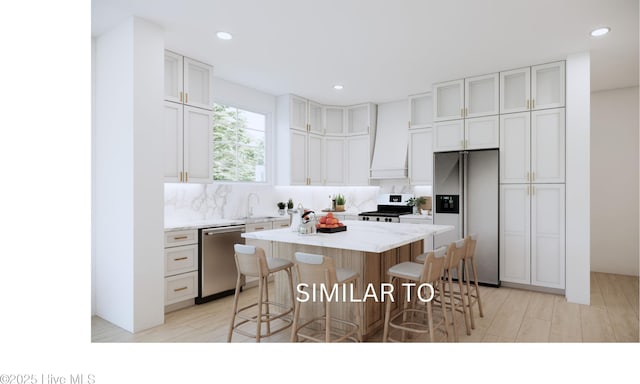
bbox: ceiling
[92,0,639,105]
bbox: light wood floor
[91,272,639,343]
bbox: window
[212,103,267,182]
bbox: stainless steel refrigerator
[433,149,499,286]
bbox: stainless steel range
[358,193,413,222]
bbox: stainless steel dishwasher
[196,224,245,304]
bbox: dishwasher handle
[203,225,246,236]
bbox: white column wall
[565,52,591,305]
[94,17,164,333]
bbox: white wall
[590,86,639,276]
[565,52,591,305]
[94,17,164,333]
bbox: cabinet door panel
[500,67,530,114]
[500,112,530,183]
[465,73,499,117]
[347,104,370,134]
[307,133,324,185]
[324,137,345,185]
[434,79,464,121]
[163,102,183,182]
[183,106,213,183]
[532,61,565,110]
[290,130,307,185]
[347,135,370,185]
[531,184,565,289]
[408,128,433,185]
[433,120,464,152]
[465,116,499,150]
[164,51,183,103]
[409,93,433,128]
[308,101,324,134]
[531,108,565,183]
[325,107,345,135]
[184,57,213,110]
[290,96,308,131]
[500,185,531,285]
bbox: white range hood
[369,99,409,179]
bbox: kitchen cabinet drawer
[272,219,291,229]
[246,222,273,232]
[165,271,198,305]
[165,244,198,277]
[164,229,197,247]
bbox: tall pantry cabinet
[499,61,566,290]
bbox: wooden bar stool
[227,244,295,342]
[290,252,362,342]
[462,234,484,330]
[382,246,449,342]
[425,240,470,341]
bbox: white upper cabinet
[409,92,433,129]
[324,106,345,135]
[500,61,565,113]
[500,67,531,114]
[164,51,183,105]
[307,133,324,185]
[308,101,324,134]
[433,79,464,121]
[433,120,465,151]
[531,61,565,110]
[324,137,345,185]
[290,96,308,132]
[464,73,499,118]
[289,130,307,185]
[164,51,213,111]
[347,103,376,135]
[531,108,565,183]
[408,128,433,185]
[346,135,371,185]
[164,102,212,183]
[500,112,531,184]
[465,115,499,150]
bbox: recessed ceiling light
[590,27,610,37]
[333,84,344,90]
[216,31,233,40]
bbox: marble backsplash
[164,181,432,224]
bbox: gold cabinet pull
[174,286,188,292]
[526,171,530,181]
[532,99,535,109]
[179,171,183,182]
[254,227,265,231]
[185,93,188,104]
[173,236,188,240]
[180,92,183,103]
[408,121,411,128]
[185,172,189,182]
[173,256,188,261]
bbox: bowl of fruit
[316,212,347,233]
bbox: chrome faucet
[247,192,260,217]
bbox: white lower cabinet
[164,229,199,306]
[500,184,565,289]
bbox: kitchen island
[242,220,454,339]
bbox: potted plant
[335,194,346,211]
[407,196,426,214]
[287,198,294,210]
[277,202,286,215]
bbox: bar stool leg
[355,281,362,342]
[382,276,395,342]
[290,290,301,342]
[286,267,295,319]
[456,265,471,336]
[447,271,459,342]
[325,299,331,342]
[255,276,264,342]
[464,259,475,330]
[227,273,243,342]
[438,279,449,341]
[471,258,484,317]
[263,275,271,335]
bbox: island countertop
[241,220,454,253]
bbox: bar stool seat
[383,246,449,342]
[227,244,295,342]
[290,252,362,342]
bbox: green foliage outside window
[212,103,266,182]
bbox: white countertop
[399,213,433,220]
[242,220,453,253]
